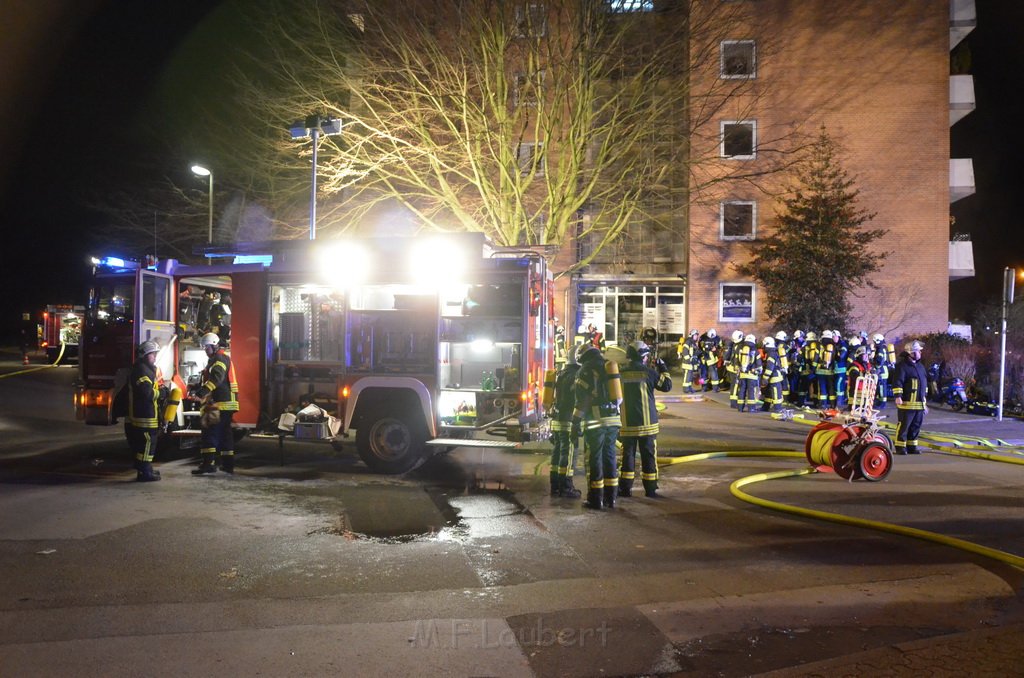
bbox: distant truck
[40,304,84,364]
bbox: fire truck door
[135,269,177,380]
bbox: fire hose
[0,341,67,379]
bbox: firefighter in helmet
[549,342,582,498]
[760,336,786,412]
[699,328,723,391]
[619,341,672,498]
[572,344,621,510]
[736,333,761,412]
[725,330,744,408]
[677,329,700,394]
[870,333,895,409]
[127,340,163,482]
[191,332,240,475]
[892,340,929,454]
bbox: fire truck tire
[356,413,428,474]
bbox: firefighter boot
[603,485,618,509]
[136,462,161,482]
[584,489,604,511]
[643,480,659,498]
[550,472,562,497]
[618,482,632,497]
[191,453,217,475]
[560,477,581,499]
[220,455,235,474]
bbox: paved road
[0,353,1022,677]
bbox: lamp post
[998,267,1015,421]
[190,164,214,245]
[289,115,342,240]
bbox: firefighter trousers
[200,410,235,458]
[127,424,160,464]
[584,425,619,492]
[619,435,658,494]
[895,408,925,454]
[549,428,578,490]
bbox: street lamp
[289,115,342,240]
[190,164,214,245]
[998,267,1016,421]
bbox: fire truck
[75,233,556,473]
[40,304,84,364]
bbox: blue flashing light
[233,254,274,266]
[102,256,126,268]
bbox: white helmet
[872,333,885,343]
[774,330,788,341]
[832,330,841,338]
[200,332,220,349]
[805,331,817,341]
[762,336,775,348]
[744,333,756,343]
[849,336,862,347]
[137,340,160,358]
[793,330,804,339]
[731,330,744,342]
[821,330,834,340]
[905,340,924,353]
[689,328,699,338]
[707,328,717,339]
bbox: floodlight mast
[289,115,343,240]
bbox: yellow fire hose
[657,449,1024,571]
[0,342,67,379]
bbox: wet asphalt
[0,354,1022,677]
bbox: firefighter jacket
[834,340,849,376]
[678,337,698,370]
[128,357,161,429]
[550,363,580,430]
[846,358,871,403]
[573,359,620,430]
[785,341,801,376]
[761,347,784,384]
[198,348,239,411]
[817,338,836,376]
[699,334,722,367]
[801,340,819,376]
[723,340,738,374]
[871,340,895,378]
[891,353,928,411]
[737,340,760,378]
[620,358,672,437]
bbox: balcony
[949,237,975,281]
[950,158,975,203]
[950,0,976,49]
[950,75,975,126]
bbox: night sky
[0,0,1019,342]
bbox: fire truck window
[91,280,134,323]
[142,275,171,322]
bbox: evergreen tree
[736,127,886,331]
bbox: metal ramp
[426,437,522,449]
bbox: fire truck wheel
[356,413,428,474]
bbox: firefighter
[619,341,672,498]
[191,332,240,475]
[846,337,871,408]
[760,336,785,412]
[583,323,606,350]
[699,328,723,391]
[210,292,232,345]
[892,340,929,454]
[832,330,850,409]
[572,344,621,510]
[816,330,836,408]
[549,344,582,498]
[870,333,894,409]
[677,329,700,394]
[799,331,819,407]
[736,333,761,412]
[725,330,744,408]
[127,340,163,482]
[774,331,791,403]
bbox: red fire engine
[75,234,555,473]
[39,304,84,364]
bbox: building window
[515,3,547,38]
[721,201,756,240]
[517,142,545,175]
[719,283,755,322]
[721,40,756,78]
[721,120,756,159]
[606,0,654,11]
[513,70,545,107]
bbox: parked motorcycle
[927,363,967,411]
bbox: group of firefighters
[126,332,238,482]
[676,328,903,413]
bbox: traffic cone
[22,353,29,365]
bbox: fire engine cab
[75,234,555,473]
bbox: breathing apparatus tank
[542,369,557,409]
[604,359,622,404]
[162,385,182,424]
